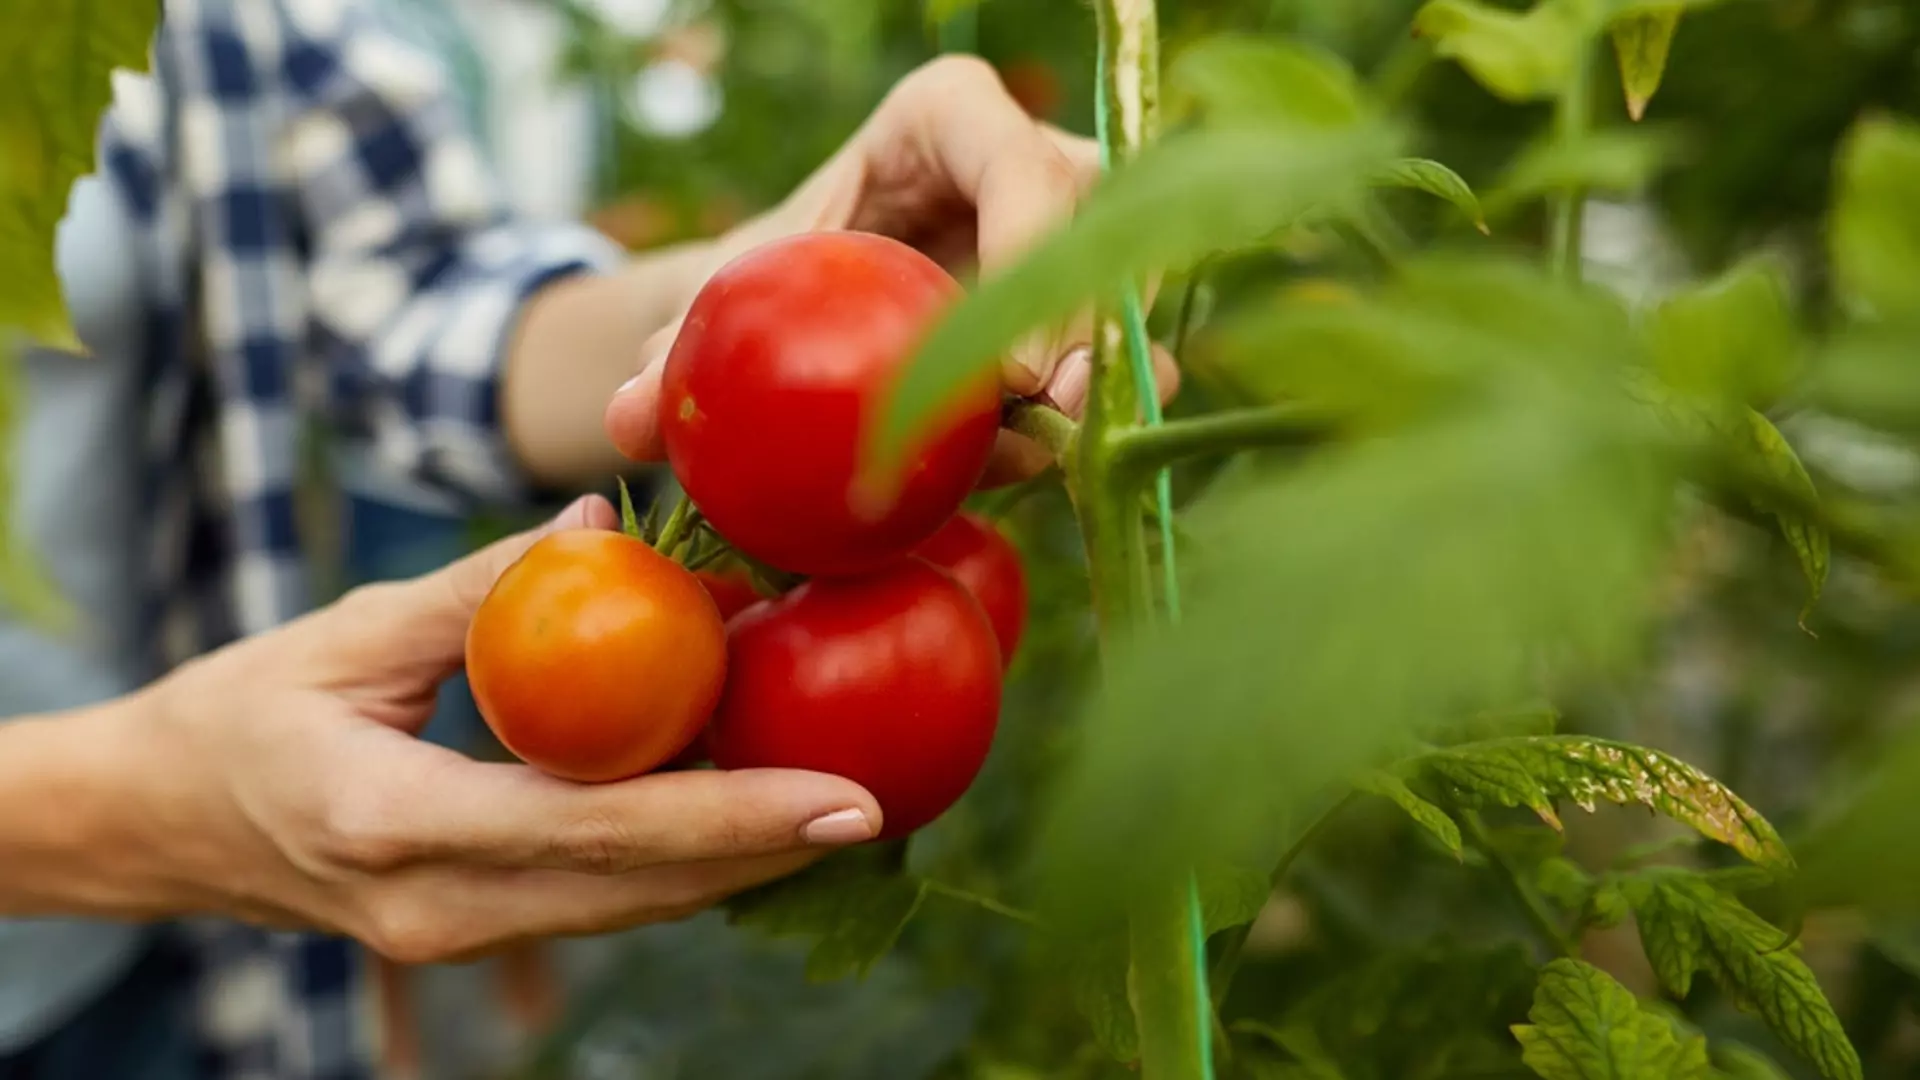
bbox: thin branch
[1207,791,1359,1010]
[1461,810,1579,958]
[1112,404,1336,478]
[922,879,1044,929]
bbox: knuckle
[910,53,1001,96]
[362,895,461,964]
[312,782,410,873]
[550,811,647,874]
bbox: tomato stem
[655,494,698,558]
[1462,809,1580,958]
[1004,399,1079,462]
[1206,790,1359,1011]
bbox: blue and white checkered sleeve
[276,0,622,505]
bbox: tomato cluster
[467,231,1027,839]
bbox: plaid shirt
[96,0,619,1074]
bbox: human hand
[603,55,1179,486]
[101,496,881,962]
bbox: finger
[311,495,617,685]
[1035,342,1179,423]
[604,332,673,462]
[333,757,883,875]
[979,429,1058,489]
[899,58,1088,394]
[357,850,823,963]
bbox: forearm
[0,694,199,921]
[500,161,856,488]
[501,238,725,486]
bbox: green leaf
[1712,1042,1795,1080]
[1402,736,1795,872]
[1831,115,1920,318]
[1493,129,1677,211]
[1412,0,1593,103]
[616,477,642,539]
[876,124,1399,465]
[1622,871,1862,1080]
[1737,410,1828,621]
[1647,255,1799,408]
[1810,318,1920,436]
[1233,1022,1351,1079]
[0,0,157,347]
[1040,392,1675,930]
[1797,730,1920,916]
[1167,35,1370,131]
[1268,944,1537,1078]
[1512,958,1714,1080]
[1610,7,1682,121]
[1371,158,1488,233]
[725,845,928,981]
[1356,770,1464,857]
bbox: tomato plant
[914,511,1028,667]
[707,558,1003,841]
[466,530,727,783]
[659,230,1002,577]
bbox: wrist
[0,694,174,917]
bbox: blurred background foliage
[436,1,1920,1078]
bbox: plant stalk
[1207,792,1360,1010]
[1548,42,1594,281]
[1112,404,1335,480]
[1462,810,1579,958]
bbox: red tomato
[914,513,1028,668]
[466,531,727,782]
[663,569,768,769]
[660,231,1002,577]
[693,569,764,621]
[707,559,1003,839]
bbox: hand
[100,496,881,962]
[603,55,1180,486]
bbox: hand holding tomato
[81,496,881,963]
[602,55,1179,486]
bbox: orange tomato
[466,530,727,782]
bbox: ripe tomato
[693,569,764,621]
[466,530,727,783]
[914,513,1027,668]
[660,231,1002,577]
[707,559,1003,839]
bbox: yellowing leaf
[1610,7,1682,121]
[1513,958,1713,1080]
[1403,735,1795,872]
[1622,871,1863,1080]
[0,0,156,346]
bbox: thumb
[315,495,619,687]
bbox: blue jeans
[0,935,199,1080]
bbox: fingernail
[802,808,876,846]
[1040,347,1093,416]
[615,373,645,397]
